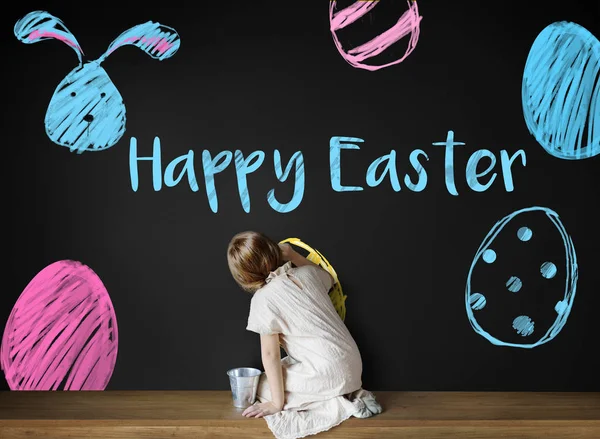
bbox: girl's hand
[242,401,282,418]
[279,243,294,262]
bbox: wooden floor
[1,391,599,438]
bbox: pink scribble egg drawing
[329,0,422,71]
[1,260,118,390]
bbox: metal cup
[227,367,262,408]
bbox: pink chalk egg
[1,260,118,390]
[329,0,422,71]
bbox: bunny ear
[99,21,180,62]
[14,11,83,64]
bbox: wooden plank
[2,422,600,439]
[1,391,598,439]
[1,391,599,421]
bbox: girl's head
[227,231,282,293]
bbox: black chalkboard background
[3,0,599,391]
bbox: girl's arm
[280,243,317,268]
[279,243,335,285]
[260,333,285,410]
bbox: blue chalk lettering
[129,136,162,191]
[267,150,305,213]
[404,149,429,192]
[330,136,364,192]
[234,150,265,213]
[164,150,199,191]
[500,150,526,192]
[466,149,497,192]
[202,150,233,213]
[366,151,400,191]
[432,130,465,196]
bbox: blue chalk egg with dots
[465,206,578,349]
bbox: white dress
[246,262,381,439]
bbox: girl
[227,231,381,439]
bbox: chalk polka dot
[513,315,535,337]
[541,261,557,279]
[517,227,533,241]
[555,300,568,314]
[482,249,496,263]
[506,276,522,292]
[469,293,487,310]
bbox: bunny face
[15,11,180,153]
[46,62,125,153]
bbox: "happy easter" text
[129,130,527,213]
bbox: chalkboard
[2,0,599,392]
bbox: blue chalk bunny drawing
[14,11,180,153]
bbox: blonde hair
[227,231,282,293]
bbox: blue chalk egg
[522,21,600,160]
[465,206,578,349]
